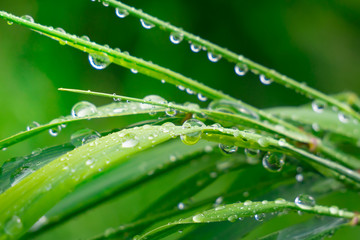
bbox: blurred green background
[1,0,360,239]
[1,0,360,158]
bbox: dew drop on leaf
[141,95,167,110]
[71,128,101,147]
[190,42,201,53]
[294,194,315,210]
[338,112,349,123]
[130,68,138,74]
[207,52,221,62]
[234,63,248,76]
[122,138,139,148]
[311,100,326,113]
[4,215,23,237]
[49,126,60,137]
[71,101,97,118]
[262,152,285,172]
[228,215,238,222]
[219,144,238,154]
[169,32,183,44]
[88,53,111,70]
[21,15,34,23]
[140,19,155,29]
[180,119,205,145]
[197,93,207,102]
[254,213,265,221]
[26,121,40,131]
[115,8,129,18]
[259,74,273,85]
[177,202,185,210]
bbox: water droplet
[102,1,109,7]
[141,95,167,110]
[278,138,287,146]
[165,108,177,117]
[215,196,223,205]
[180,119,205,145]
[4,216,23,237]
[338,112,349,123]
[190,42,201,53]
[26,121,40,131]
[311,100,326,113]
[192,214,204,223]
[49,126,60,137]
[7,21,13,25]
[170,32,183,44]
[177,202,185,210]
[122,138,138,148]
[186,88,194,95]
[177,85,185,91]
[112,93,121,101]
[259,74,273,85]
[21,15,34,23]
[294,194,315,210]
[130,68,138,74]
[296,173,304,182]
[140,19,155,29]
[244,200,252,206]
[197,93,207,102]
[71,101,97,118]
[86,159,94,166]
[207,52,221,62]
[262,152,285,172]
[275,198,286,204]
[254,213,265,221]
[29,216,48,232]
[80,35,90,42]
[71,128,101,147]
[245,148,260,158]
[88,53,111,70]
[234,63,248,76]
[115,8,129,18]
[329,206,339,215]
[11,167,35,187]
[228,215,238,222]
[219,144,238,154]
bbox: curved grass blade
[101,0,360,122]
[135,200,357,240]
[0,11,313,142]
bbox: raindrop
[254,213,265,221]
[215,196,223,205]
[141,95,167,110]
[207,52,221,62]
[219,144,238,154]
[140,19,155,29]
[296,174,304,182]
[311,100,326,113]
[102,1,109,7]
[180,119,205,145]
[234,63,248,76]
[26,121,40,131]
[186,88,194,95]
[115,8,129,18]
[86,159,94,166]
[49,126,61,137]
[177,202,185,210]
[7,21,13,25]
[170,32,183,44]
[21,15,34,23]
[4,216,23,237]
[262,152,285,172]
[338,112,349,123]
[112,93,121,101]
[177,85,185,91]
[197,93,207,102]
[190,42,201,53]
[88,53,111,70]
[55,28,67,45]
[278,138,287,146]
[80,35,90,42]
[228,215,238,222]
[259,74,273,85]
[122,138,139,148]
[130,68,138,74]
[294,194,315,210]
[329,206,339,215]
[165,108,177,117]
[71,128,101,147]
[245,148,260,158]
[71,101,97,118]
[192,214,204,223]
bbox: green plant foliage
[0,1,360,239]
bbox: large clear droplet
[115,8,129,18]
[26,121,40,131]
[262,152,285,172]
[190,42,201,53]
[254,213,265,221]
[219,144,238,154]
[259,74,273,85]
[140,19,155,29]
[120,133,139,148]
[197,93,207,102]
[294,194,315,210]
[71,128,101,147]
[234,63,248,76]
[311,100,326,113]
[88,53,111,70]
[4,215,23,237]
[71,101,97,118]
[170,32,184,44]
[49,126,61,137]
[141,95,167,110]
[207,52,222,62]
[21,15,34,23]
[180,119,205,145]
